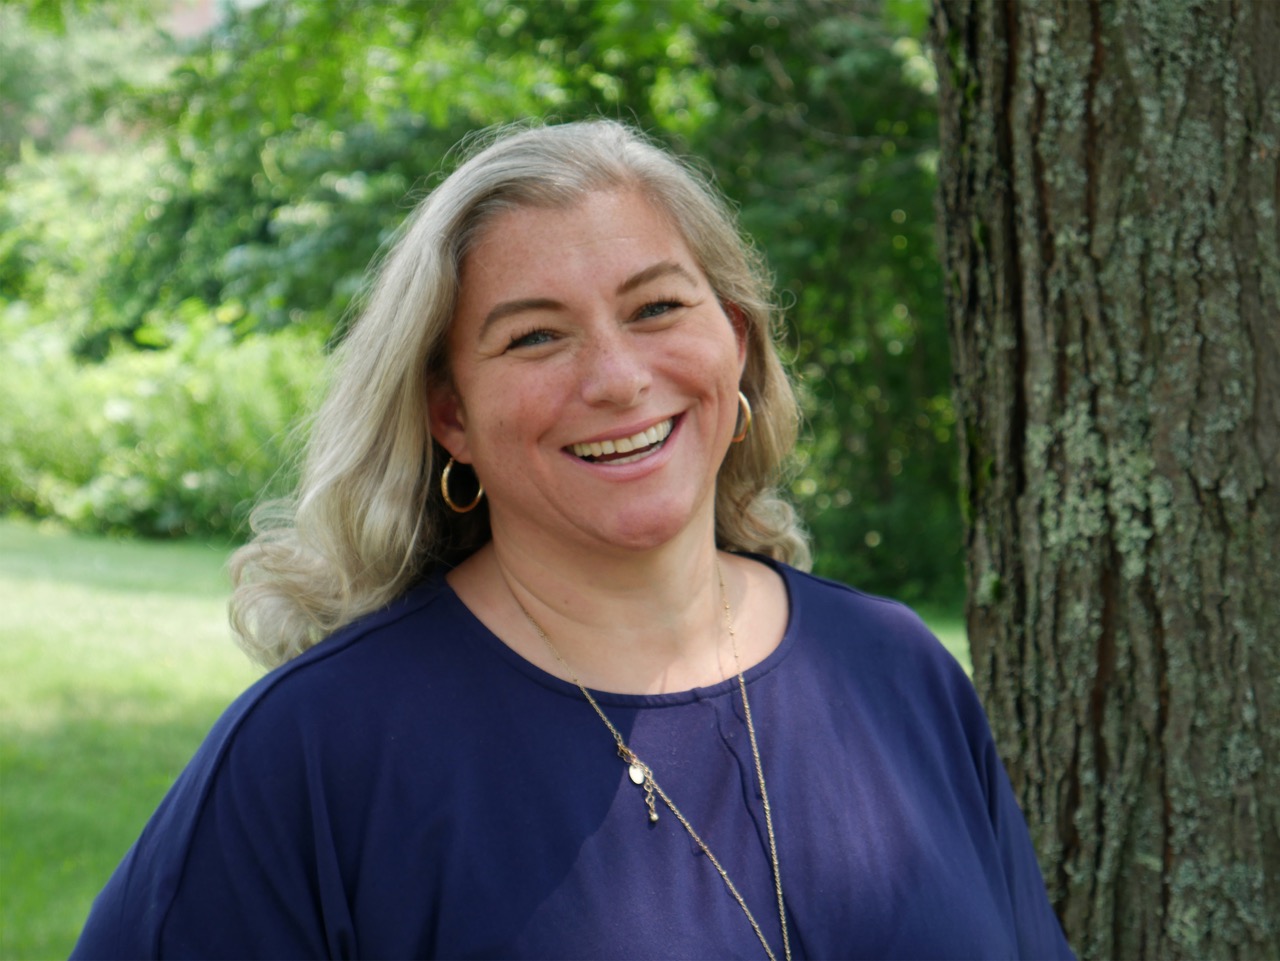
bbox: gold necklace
[505,562,791,961]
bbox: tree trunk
[929,1,1280,957]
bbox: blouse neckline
[436,554,799,708]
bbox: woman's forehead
[458,189,699,291]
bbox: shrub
[0,302,324,539]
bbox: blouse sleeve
[71,678,354,960]
[979,734,1076,958]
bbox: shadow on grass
[0,693,233,961]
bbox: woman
[74,120,1073,960]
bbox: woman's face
[429,188,747,559]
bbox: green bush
[0,303,323,538]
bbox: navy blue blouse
[73,561,1074,959]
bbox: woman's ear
[427,384,471,463]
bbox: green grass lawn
[0,518,968,958]
[0,519,260,960]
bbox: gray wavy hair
[230,119,809,668]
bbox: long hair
[229,120,809,668]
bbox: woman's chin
[572,503,706,556]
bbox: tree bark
[930,1,1280,956]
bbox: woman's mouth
[568,417,675,465]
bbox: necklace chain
[506,562,791,961]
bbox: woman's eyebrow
[616,260,699,295]
[480,297,563,335]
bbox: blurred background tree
[0,0,959,607]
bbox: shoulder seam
[151,580,445,949]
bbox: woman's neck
[449,532,736,695]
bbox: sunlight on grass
[0,520,259,960]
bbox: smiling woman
[72,121,1074,960]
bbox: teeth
[571,418,673,460]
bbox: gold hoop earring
[441,457,484,513]
[731,390,753,444]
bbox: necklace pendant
[628,762,646,786]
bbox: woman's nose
[579,328,651,407]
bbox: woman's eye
[507,328,555,350]
[636,300,683,321]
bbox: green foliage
[0,144,159,348]
[1,0,961,603]
[99,0,720,341]
[0,3,167,168]
[0,306,323,537]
